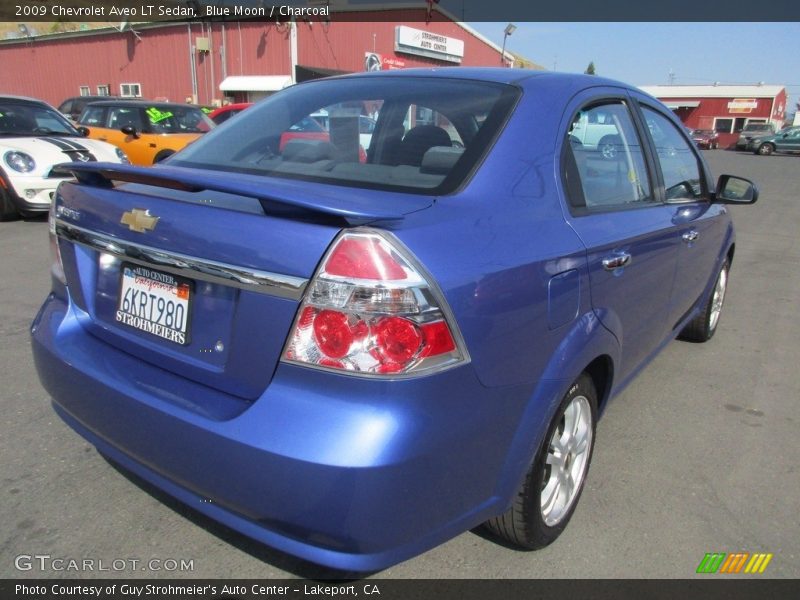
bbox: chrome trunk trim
[55,220,308,300]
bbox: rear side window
[641,107,703,201]
[172,77,519,195]
[564,101,653,211]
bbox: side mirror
[76,126,90,137]
[120,125,139,138]
[715,175,758,205]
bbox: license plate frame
[115,263,193,346]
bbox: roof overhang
[665,101,701,109]
[219,76,292,92]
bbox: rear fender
[695,223,735,310]
[490,309,619,510]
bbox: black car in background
[58,96,148,123]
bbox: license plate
[116,264,192,345]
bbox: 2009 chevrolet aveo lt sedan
[32,69,757,572]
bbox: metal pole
[188,23,198,103]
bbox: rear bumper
[31,292,538,571]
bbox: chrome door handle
[682,230,699,243]
[602,253,632,271]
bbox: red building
[639,84,788,148]
[0,8,519,107]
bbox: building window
[120,83,142,98]
[733,117,747,133]
[714,118,733,134]
[79,86,90,96]
[97,85,110,96]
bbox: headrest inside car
[420,146,465,175]
[283,140,336,163]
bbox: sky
[468,22,800,112]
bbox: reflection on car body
[33,69,757,572]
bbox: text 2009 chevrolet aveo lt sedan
[32,69,757,572]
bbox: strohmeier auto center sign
[728,99,758,114]
[395,26,464,63]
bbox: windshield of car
[0,100,81,136]
[144,105,215,134]
[171,77,519,195]
[744,123,772,132]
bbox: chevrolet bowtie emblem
[121,209,159,233]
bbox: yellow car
[76,101,214,165]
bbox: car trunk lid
[54,163,432,401]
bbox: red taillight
[420,321,456,357]
[324,237,407,280]
[373,317,423,363]
[313,310,354,359]
[282,229,468,377]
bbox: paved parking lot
[1,151,798,579]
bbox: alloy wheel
[709,266,727,332]
[540,395,593,526]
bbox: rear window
[172,76,519,194]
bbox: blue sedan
[31,68,757,572]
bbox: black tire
[153,150,175,164]
[484,373,598,549]
[679,260,729,343]
[0,184,20,222]
[757,143,774,156]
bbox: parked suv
[736,122,776,149]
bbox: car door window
[565,101,652,211]
[641,107,703,202]
[108,108,144,131]
[81,106,106,126]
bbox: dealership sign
[727,98,758,114]
[395,26,464,63]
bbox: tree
[584,62,596,75]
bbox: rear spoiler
[61,162,432,225]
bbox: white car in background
[1,95,127,221]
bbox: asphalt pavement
[1,150,798,579]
